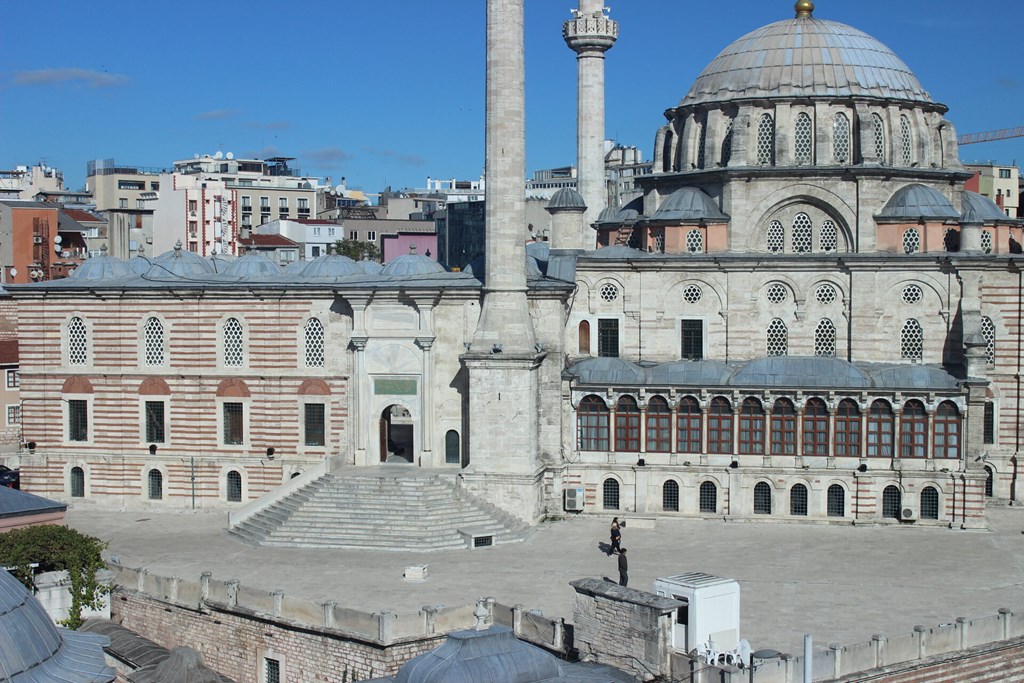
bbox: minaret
[564,1,618,241]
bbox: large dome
[681,11,933,108]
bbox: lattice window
[882,485,901,519]
[815,284,837,305]
[920,486,939,520]
[577,395,609,451]
[790,484,808,516]
[721,120,733,166]
[699,481,717,513]
[766,284,788,304]
[835,399,861,457]
[68,317,87,365]
[902,285,923,305]
[144,317,164,366]
[70,467,85,498]
[901,319,923,360]
[833,112,851,164]
[696,121,707,169]
[820,220,837,253]
[662,480,680,512]
[944,228,960,252]
[902,228,921,254]
[683,285,703,304]
[982,316,995,364]
[814,319,836,357]
[981,230,993,254]
[653,229,665,253]
[827,485,845,517]
[226,470,242,502]
[686,229,703,254]
[901,116,913,166]
[602,478,620,510]
[223,318,244,367]
[794,113,813,165]
[872,113,886,163]
[757,114,775,165]
[147,469,163,500]
[767,220,785,253]
[753,481,772,514]
[304,318,325,368]
[767,319,788,356]
[792,213,812,253]
[600,283,619,303]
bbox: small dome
[878,184,959,221]
[222,253,281,278]
[127,256,152,275]
[525,241,550,263]
[594,206,621,224]
[547,188,587,211]
[357,258,384,275]
[301,254,363,278]
[961,191,1009,223]
[146,244,215,279]
[651,187,729,222]
[283,259,309,275]
[382,254,446,277]
[70,254,133,281]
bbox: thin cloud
[997,78,1021,90]
[361,146,426,166]
[302,147,354,168]
[243,146,283,159]
[195,109,239,121]
[13,67,129,88]
[247,120,292,130]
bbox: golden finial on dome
[795,0,814,17]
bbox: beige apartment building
[85,159,162,212]
[965,163,1019,218]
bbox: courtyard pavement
[66,505,1024,659]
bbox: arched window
[833,112,851,164]
[223,317,244,367]
[827,485,845,517]
[445,430,461,464]
[577,395,609,451]
[70,467,85,498]
[615,396,641,452]
[882,485,901,519]
[814,319,836,357]
[792,213,812,253]
[985,466,994,498]
[944,228,960,252]
[900,400,928,458]
[646,397,671,453]
[767,220,785,253]
[767,319,788,356]
[900,115,913,166]
[578,320,591,355]
[147,469,163,500]
[754,481,772,514]
[803,398,829,456]
[304,318,325,368]
[696,121,707,169]
[902,228,921,255]
[144,317,165,366]
[820,220,837,253]
[790,484,808,516]
[226,470,242,502]
[707,397,733,454]
[866,400,895,457]
[901,319,923,360]
[738,397,764,454]
[981,316,995,365]
[68,317,88,365]
[721,120,733,166]
[770,398,797,455]
[834,399,861,457]
[872,113,886,164]
[663,480,680,512]
[920,486,939,520]
[686,229,703,254]
[933,401,960,459]
[757,114,775,165]
[677,396,702,453]
[699,481,718,513]
[602,478,620,510]
[794,113,813,165]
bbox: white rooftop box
[654,573,740,654]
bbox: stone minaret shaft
[471,0,535,353]
[564,0,618,235]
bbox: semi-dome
[146,243,216,279]
[382,253,446,277]
[878,184,959,221]
[222,253,281,278]
[301,254,363,278]
[961,191,1009,223]
[681,10,933,108]
[70,253,133,281]
[651,187,729,222]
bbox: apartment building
[964,163,1020,218]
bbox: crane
[958,127,1024,145]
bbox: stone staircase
[227,467,532,551]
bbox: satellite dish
[8,268,16,278]
[53,235,63,244]
[226,152,234,160]
[214,151,223,160]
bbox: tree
[334,239,380,262]
[0,525,110,628]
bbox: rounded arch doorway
[380,404,415,464]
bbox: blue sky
[2,1,1023,194]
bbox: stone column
[416,336,435,466]
[564,1,618,231]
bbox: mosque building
[10,1,1020,536]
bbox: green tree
[334,238,380,262]
[0,525,110,628]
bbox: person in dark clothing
[618,548,628,587]
[609,517,621,555]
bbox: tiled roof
[238,234,299,248]
[62,209,103,223]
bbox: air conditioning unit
[564,487,585,512]
[901,506,918,521]
[33,236,43,244]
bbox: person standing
[618,548,628,587]
[609,517,621,555]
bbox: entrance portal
[379,405,415,464]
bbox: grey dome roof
[70,254,132,281]
[651,187,729,222]
[961,191,1009,223]
[595,206,621,224]
[732,356,871,389]
[566,358,646,386]
[648,360,735,386]
[682,17,932,108]
[382,254,446,276]
[127,256,152,275]
[283,259,309,275]
[222,253,281,278]
[358,258,384,275]
[146,245,216,279]
[526,241,550,263]
[862,363,960,390]
[878,184,959,221]
[301,254,363,278]
[595,197,644,226]
[547,188,586,211]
